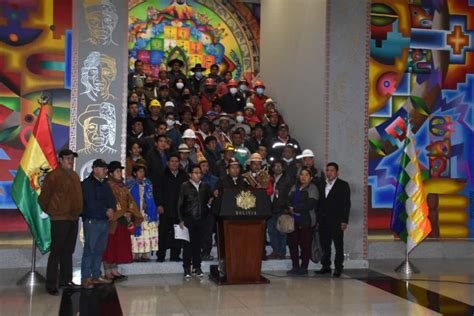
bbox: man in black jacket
[187,64,206,96]
[218,80,245,114]
[203,136,221,176]
[316,162,351,277]
[167,58,186,85]
[177,165,212,277]
[268,124,301,160]
[245,123,267,154]
[156,153,188,262]
[267,160,291,259]
[213,158,249,215]
[146,134,169,204]
[127,118,149,154]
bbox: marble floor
[0,259,472,316]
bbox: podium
[209,188,271,285]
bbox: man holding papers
[177,165,213,278]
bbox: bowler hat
[107,161,124,173]
[190,64,207,72]
[92,159,107,168]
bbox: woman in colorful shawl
[127,163,159,262]
[103,161,144,281]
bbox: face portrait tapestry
[70,0,129,179]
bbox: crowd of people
[38,58,351,295]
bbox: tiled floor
[0,259,472,315]
[115,272,438,316]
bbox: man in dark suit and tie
[316,162,351,277]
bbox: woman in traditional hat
[103,161,144,280]
[127,163,159,262]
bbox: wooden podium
[209,189,271,285]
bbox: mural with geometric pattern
[0,0,72,237]
[128,0,260,81]
[369,0,474,240]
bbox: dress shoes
[201,254,214,261]
[267,252,283,260]
[92,277,113,285]
[315,267,332,275]
[46,287,60,296]
[333,270,342,278]
[170,257,182,262]
[59,281,81,289]
[297,268,308,276]
[113,274,128,281]
[81,278,95,289]
[286,268,299,276]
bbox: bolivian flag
[11,106,58,254]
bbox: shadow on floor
[59,284,122,316]
[345,269,474,316]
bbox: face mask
[240,84,247,91]
[229,87,238,95]
[256,87,265,95]
[195,72,202,79]
[205,87,216,94]
[166,119,175,127]
[236,115,244,123]
[183,94,191,100]
[145,82,154,88]
[176,82,184,90]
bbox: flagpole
[17,238,46,286]
[394,243,419,274]
[392,116,430,275]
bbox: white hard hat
[296,149,315,159]
[182,129,197,139]
[178,143,191,153]
[165,101,175,107]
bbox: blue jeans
[81,219,109,281]
[267,214,287,255]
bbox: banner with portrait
[70,0,128,179]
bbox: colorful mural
[0,0,72,234]
[128,0,260,81]
[368,0,474,239]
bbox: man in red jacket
[200,78,219,115]
[250,80,269,119]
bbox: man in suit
[156,153,188,262]
[316,162,351,277]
